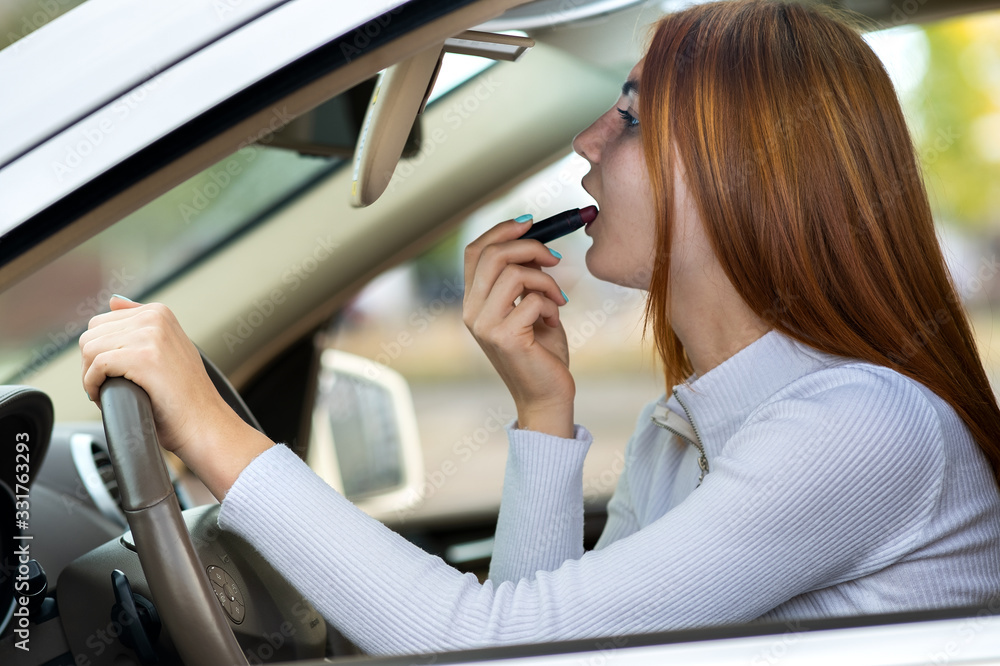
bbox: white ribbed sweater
[218,331,1000,656]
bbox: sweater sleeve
[487,423,593,584]
[217,371,944,656]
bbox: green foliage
[911,13,1000,231]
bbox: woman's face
[573,62,718,302]
[573,61,658,290]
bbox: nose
[572,113,605,165]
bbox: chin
[584,248,624,287]
[585,248,653,290]
[583,246,605,281]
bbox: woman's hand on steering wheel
[80,296,273,499]
[464,217,576,438]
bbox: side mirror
[307,349,424,517]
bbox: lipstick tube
[521,206,598,244]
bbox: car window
[0,147,338,381]
[0,50,497,383]
[863,12,1000,389]
[325,9,1000,524]
[325,151,660,523]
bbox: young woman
[81,0,1000,655]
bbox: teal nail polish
[514,214,532,223]
[561,290,569,303]
[112,293,134,303]
[549,248,562,259]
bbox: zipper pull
[697,455,708,483]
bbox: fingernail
[549,248,562,259]
[112,293,134,302]
[561,290,569,303]
[84,390,92,402]
[514,214,532,223]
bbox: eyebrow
[621,79,639,97]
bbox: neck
[671,284,771,378]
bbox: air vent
[70,433,127,527]
[90,444,122,513]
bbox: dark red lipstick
[521,206,598,244]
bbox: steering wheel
[98,352,260,666]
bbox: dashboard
[1,386,55,642]
[0,385,334,665]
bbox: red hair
[640,0,1000,486]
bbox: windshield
[0,51,493,382]
[0,147,338,381]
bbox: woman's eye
[617,108,639,130]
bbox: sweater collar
[660,331,844,459]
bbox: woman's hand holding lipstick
[463,215,576,439]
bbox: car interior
[1,0,999,664]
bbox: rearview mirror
[307,349,424,516]
[349,30,533,207]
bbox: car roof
[0,0,301,168]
